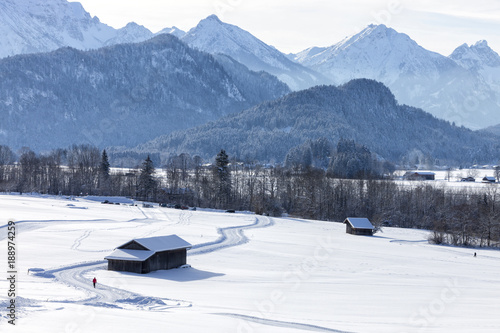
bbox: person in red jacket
[93,277,97,288]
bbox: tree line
[0,144,499,248]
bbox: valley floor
[1,194,499,332]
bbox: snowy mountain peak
[291,46,327,63]
[291,24,500,129]
[190,14,228,33]
[182,15,329,90]
[294,24,435,85]
[474,40,489,48]
[0,0,170,58]
[347,24,415,50]
[204,14,223,23]
[0,0,116,57]
[450,40,500,69]
[471,40,500,67]
[156,26,186,39]
[104,22,153,46]
[347,24,407,46]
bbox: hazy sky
[75,0,500,55]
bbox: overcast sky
[75,0,500,55]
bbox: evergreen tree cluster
[328,139,378,179]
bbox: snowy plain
[1,194,500,332]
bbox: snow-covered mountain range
[2,0,500,139]
[0,0,181,58]
[181,15,330,91]
[291,24,500,129]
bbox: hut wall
[345,223,373,236]
[353,228,373,236]
[107,260,143,273]
[145,249,187,272]
[167,249,187,269]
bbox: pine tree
[100,150,110,178]
[138,155,157,201]
[98,149,111,195]
[214,149,231,208]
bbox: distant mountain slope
[292,25,500,129]
[480,124,500,137]
[182,15,330,91]
[0,34,290,151]
[132,79,500,165]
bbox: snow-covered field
[1,194,500,332]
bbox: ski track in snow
[215,313,352,333]
[71,229,93,251]
[189,216,273,255]
[32,214,274,313]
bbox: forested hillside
[0,34,290,151]
[131,79,500,166]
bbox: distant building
[461,177,475,182]
[343,217,375,236]
[105,235,191,274]
[403,171,435,181]
[482,176,496,183]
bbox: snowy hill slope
[292,25,500,129]
[182,15,330,91]
[1,194,499,332]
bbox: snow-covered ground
[1,194,500,332]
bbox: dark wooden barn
[104,235,192,274]
[343,217,375,236]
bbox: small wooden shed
[105,235,191,274]
[403,171,435,181]
[482,176,496,183]
[343,217,375,236]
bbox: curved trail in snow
[34,215,274,311]
[36,261,189,311]
[189,216,273,256]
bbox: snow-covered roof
[105,235,191,262]
[104,249,155,261]
[118,235,192,252]
[344,217,374,230]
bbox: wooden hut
[343,217,375,236]
[403,171,435,181]
[105,235,191,274]
[482,176,496,183]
